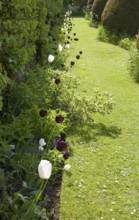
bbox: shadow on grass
[68,122,122,143]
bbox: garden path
[60,17,139,220]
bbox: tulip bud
[56,139,67,151]
[58,44,63,52]
[39,109,47,117]
[39,138,46,147]
[76,55,80,59]
[38,160,52,179]
[70,61,75,66]
[48,55,55,63]
[64,164,71,170]
[61,64,65,68]
[55,115,64,123]
[65,43,70,49]
[63,151,70,159]
[55,78,60,84]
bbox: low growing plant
[129,49,139,82]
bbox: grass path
[60,17,139,220]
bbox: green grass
[60,18,139,220]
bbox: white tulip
[61,28,64,32]
[39,138,46,147]
[64,164,71,171]
[48,55,55,63]
[38,146,44,151]
[38,160,52,179]
[58,44,63,52]
[65,43,70,49]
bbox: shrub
[98,25,119,45]
[119,38,136,50]
[101,0,139,36]
[92,0,108,22]
[129,49,139,82]
[98,25,136,50]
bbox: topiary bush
[101,0,139,36]
[92,0,108,21]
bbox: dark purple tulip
[56,139,67,151]
[70,61,75,66]
[79,51,83,54]
[67,36,71,39]
[63,151,70,159]
[74,38,79,41]
[54,51,58,55]
[39,109,47,117]
[61,64,65,67]
[55,115,64,123]
[76,55,80,59]
[55,78,60,84]
[73,33,76,36]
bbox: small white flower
[65,43,70,49]
[38,146,44,151]
[38,159,52,179]
[39,138,46,147]
[58,44,63,52]
[48,55,55,63]
[64,164,71,170]
[61,28,64,32]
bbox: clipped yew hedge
[101,0,139,36]
[92,0,108,21]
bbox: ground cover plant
[60,17,139,220]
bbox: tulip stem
[47,124,56,147]
[35,179,48,204]
[22,180,48,219]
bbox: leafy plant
[129,49,139,82]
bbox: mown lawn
[60,17,139,220]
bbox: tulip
[63,151,70,159]
[65,43,70,49]
[39,109,47,117]
[39,138,46,147]
[56,139,67,151]
[58,44,63,52]
[48,55,55,63]
[55,115,64,123]
[79,51,83,54]
[76,55,80,59]
[55,78,61,85]
[38,146,44,151]
[70,61,75,66]
[64,164,71,171]
[38,160,52,179]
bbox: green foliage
[129,49,139,82]
[0,2,115,219]
[98,25,136,50]
[98,25,119,45]
[119,38,136,50]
